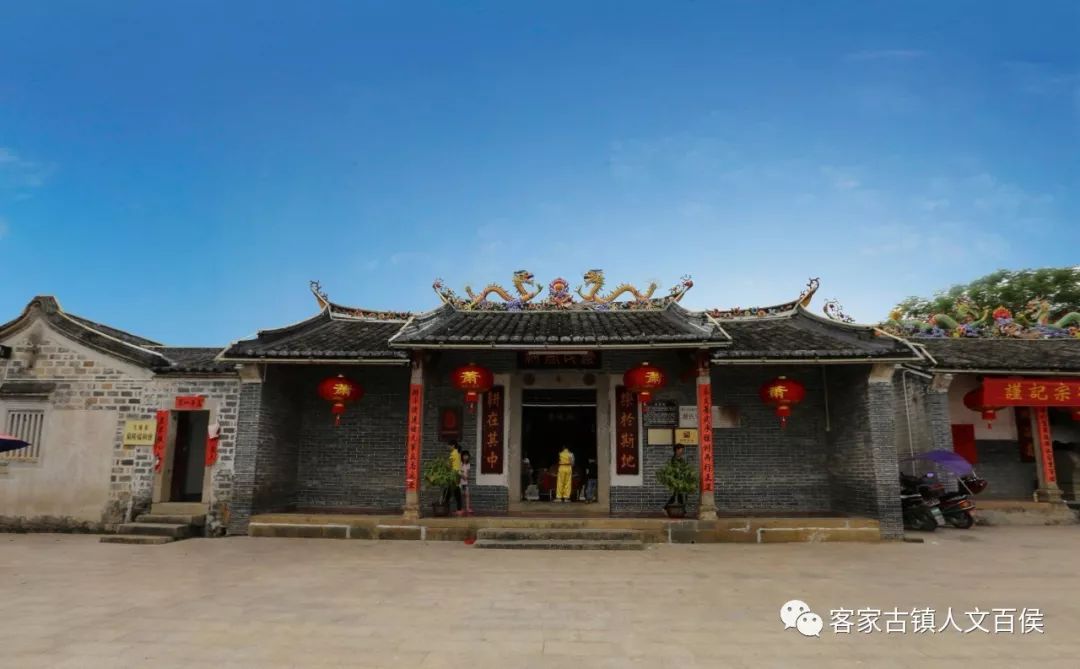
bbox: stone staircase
[100,502,206,545]
[473,527,644,550]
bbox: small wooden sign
[175,395,205,410]
[122,419,156,446]
[675,428,699,446]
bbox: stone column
[867,364,903,539]
[1031,407,1063,503]
[403,354,424,520]
[696,353,717,520]
[228,364,265,535]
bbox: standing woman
[459,450,473,515]
[555,445,574,502]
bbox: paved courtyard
[2,527,1079,668]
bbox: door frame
[151,396,219,506]
[507,371,610,513]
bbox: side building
[0,296,239,533]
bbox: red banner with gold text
[697,382,714,493]
[481,386,504,474]
[983,378,1080,407]
[615,385,639,475]
[405,384,423,491]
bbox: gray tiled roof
[711,309,920,361]
[220,311,408,360]
[918,338,1080,373]
[150,347,234,374]
[388,304,731,348]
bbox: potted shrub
[656,457,697,518]
[423,455,459,517]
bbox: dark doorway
[170,410,209,502]
[521,389,596,501]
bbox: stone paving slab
[1,527,1079,668]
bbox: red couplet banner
[697,383,714,493]
[614,385,639,475]
[982,378,1080,407]
[153,410,169,473]
[405,384,423,492]
[481,386,504,474]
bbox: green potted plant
[656,456,697,518]
[423,455,459,517]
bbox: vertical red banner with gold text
[481,386,504,474]
[615,385,639,475]
[153,410,169,473]
[697,382,714,493]
[1034,407,1057,484]
[405,384,423,491]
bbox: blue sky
[1,1,1077,345]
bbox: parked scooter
[900,451,989,530]
[900,474,944,531]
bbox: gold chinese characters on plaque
[123,419,157,446]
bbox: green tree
[892,267,1080,320]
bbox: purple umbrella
[0,434,31,454]
[900,449,975,477]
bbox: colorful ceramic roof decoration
[880,296,1080,340]
[432,269,694,311]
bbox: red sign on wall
[1034,407,1057,484]
[405,384,423,492]
[697,382,714,493]
[615,385,639,475]
[983,378,1080,407]
[175,395,205,410]
[153,410,169,473]
[439,407,462,441]
[481,386,504,474]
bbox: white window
[1,408,45,461]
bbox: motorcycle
[899,474,944,531]
[900,451,988,530]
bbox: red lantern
[623,362,667,411]
[451,362,494,413]
[964,387,1003,429]
[317,374,363,426]
[759,376,806,428]
[1071,409,1080,422]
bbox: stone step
[100,535,175,545]
[476,528,642,542]
[151,502,207,515]
[116,522,192,538]
[474,539,643,551]
[136,514,206,526]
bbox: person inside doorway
[458,450,473,516]
[556,445,574,502]
[447,441,463,514]
[667,445,687,508]
[585,457,598,503]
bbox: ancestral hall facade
[5,271,1078,541]
[216,274,924,539]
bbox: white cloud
[0,147,51,191]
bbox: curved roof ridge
[1,295,170,368]
[310,280,412,322]
[705,278,820,321]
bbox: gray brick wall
[712,365,831,514]
[294,366,409,511]
[825,366,902,539]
